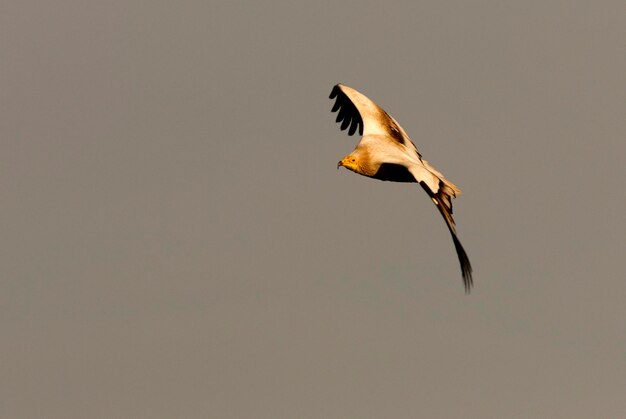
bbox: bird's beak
[337,160,343,169]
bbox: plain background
[2,1,626,418]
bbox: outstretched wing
[407,163,470,291]
[419,180,473,292]
[329,84,413,149]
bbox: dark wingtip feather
[418,181,474,293]
[340,116,351,130]
[328,84,363,137]
[451,233,473,293]
[348,118,358,135]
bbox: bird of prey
[330,83,473,292]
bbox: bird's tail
[420,182,473,293]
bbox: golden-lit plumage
[330,83,473,292]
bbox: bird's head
[337,155,359,172]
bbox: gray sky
[2,1,626,418]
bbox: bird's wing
[329,84,420,155]
[416,177,473,292]
[407,162,472,291]
[407,160,471,291]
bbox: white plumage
[331,83,473,292]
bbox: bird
[329,83,473,292]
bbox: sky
[2,1,626,418]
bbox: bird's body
[330,83,473,292]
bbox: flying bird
[329,83,473,292]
